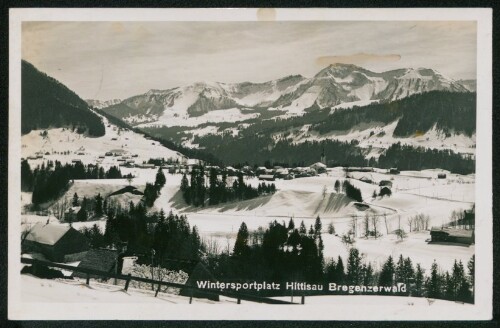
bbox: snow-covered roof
[25,223,72,246]
[310,162,327,168]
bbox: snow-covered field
[20,273,472,310]
[20,274,235,304]
[21,114,184,168]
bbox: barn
[430,227,474,245]
[22,223,90,262]
[258,174,275,181]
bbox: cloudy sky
[22,21,476,101]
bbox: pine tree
[455,260,471,302]
[426,261,442,299]
[233,222,250,257]
[77,206,87,222]
[327,221,335,234]
[180,173,190,204]
[155,167,166,188]
[467,255,475,290]
[403,257,414,287]
[414,264,425,296]
[362,263,374,286]
[317,235,325,268]
[395,254,405,283]
[72,193,79,207]
[299,221,307,234]
[346,248,362,285]
[190,226,202,261]
[288,217,295,231]
[94,193,103,217]
[314,215,322,236]
[208,167,218,205]
[378,255,395,288]
[335,256,345,283]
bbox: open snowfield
[20,274,235,304]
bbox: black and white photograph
[8,8,493,320]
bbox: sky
[22,21,477,101]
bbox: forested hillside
[312,91,476,137]
[21,60,105,136]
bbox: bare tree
[350,215,357,238]
[383,213,389,235]
[424,215,430,230]
[371,215,380,239]
[52,197,68,222]
[363,214,370,238]
[407,216,414,233]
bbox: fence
[21,257,299,305]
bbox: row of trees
[22,160,125,205]
[82,203,203,273]
[180,167,276,207]
[378,143,474,175]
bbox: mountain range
[91,63,471,127]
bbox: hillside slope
[22,61,105,136]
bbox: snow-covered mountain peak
[101,64,472,127]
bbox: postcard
[8,7,493,320]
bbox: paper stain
[111,22,125,34]
[316,53,401,67]
[414,130,425,137]
[257,8,276,21]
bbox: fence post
[189,289,193,304]
[237,298,241,304]
[301,295,305,304]
[124,274,131,291]
[86,273,90,285]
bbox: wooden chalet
[22,223,89,262]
